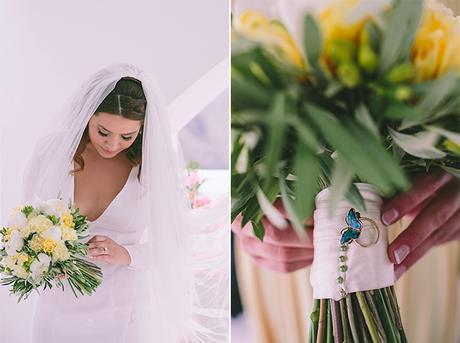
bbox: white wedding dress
[32,164,150,343]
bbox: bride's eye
[97,129,109,137]
[121,135,133,141]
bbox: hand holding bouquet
[0,198,103,302]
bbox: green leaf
[231,66,271,110]
[251,220,265,241]
[439,165,460,178]
[347,121,409,191]
[288,115,320,152]
[346,184,366,213]
[279,176,307,239]
[388,127,446,159]
[264,93,287,183]
[305,103,402,193]
[400,72,458,129]
[329,154,355,216]
[383,101,421,121]
[354,104,379,139]
[379,0,423,73]
[256,187,288,229]
[303,15,322,67]
[293,140,320,225]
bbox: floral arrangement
[231,0,459,341]
[0,199,103,302]
[186,161,211,209]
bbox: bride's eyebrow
[96,123,138,135]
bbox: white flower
[7,209,27,229]
[0,240,4,250]
[41,226,62,242]
[5,230,24,256]
[29,253,51,281]
[39,199,68,218]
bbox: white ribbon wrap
[310,183,395,301]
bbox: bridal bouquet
[0,199,103,302]
[232,0,459,341]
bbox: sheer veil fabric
[22,63,228,342]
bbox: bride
[22,64,227,342]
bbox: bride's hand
[87,235,132,266]
[232,199,314,273]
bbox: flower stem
[331,299,343,343]
[356,292,380,342]
[317,299,327,342]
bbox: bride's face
[88,112,142,159]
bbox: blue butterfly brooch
[340,208,380,247]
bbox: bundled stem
[310,287,406,343]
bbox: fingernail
[394,244,410,264]
[89,256,94,259]
[382,208,399,225]
[395,265,406,281]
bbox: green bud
[386,63,415,84]
[328,39,356,64]
[443,139,460,154]
[337,63,361,88]
[358,44,378,73]
[394,86,412,101]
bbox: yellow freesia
[411,1,460,81]
[235,10,305,69]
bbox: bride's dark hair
[72,77,147,177]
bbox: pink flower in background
[185,171,202,188]
[193,196,211,209]
[186,161,211,209]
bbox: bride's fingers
[91,254,111,263]
[88,235,108,243]
[381,171,452,225]
[88,241,110,249]
[387,182,460,264]
[239,235,313,263]
[393,210,460,280]
[89,247,109,256]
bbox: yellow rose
[61,225,78,242]
[61,213,75,229]
[43,239,57,253]
[27,215,53,235]
[52,243,70,262]
[411,1,460,81]
[235,10,305,69]
[29,235,45,252]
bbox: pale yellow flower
[61,225,78,242]
[1,255,18,270]
[235,10,305,69]
[3,227,13,242]
[29,235,45,252]
[52,243,70,262]
[12,264,29,279]
[17,253,29,265]
[27,215,53,235]
[411,1,460,81]
[43,239,57,253]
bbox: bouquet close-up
[231,0,459,341]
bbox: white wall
[0,1,228,341]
